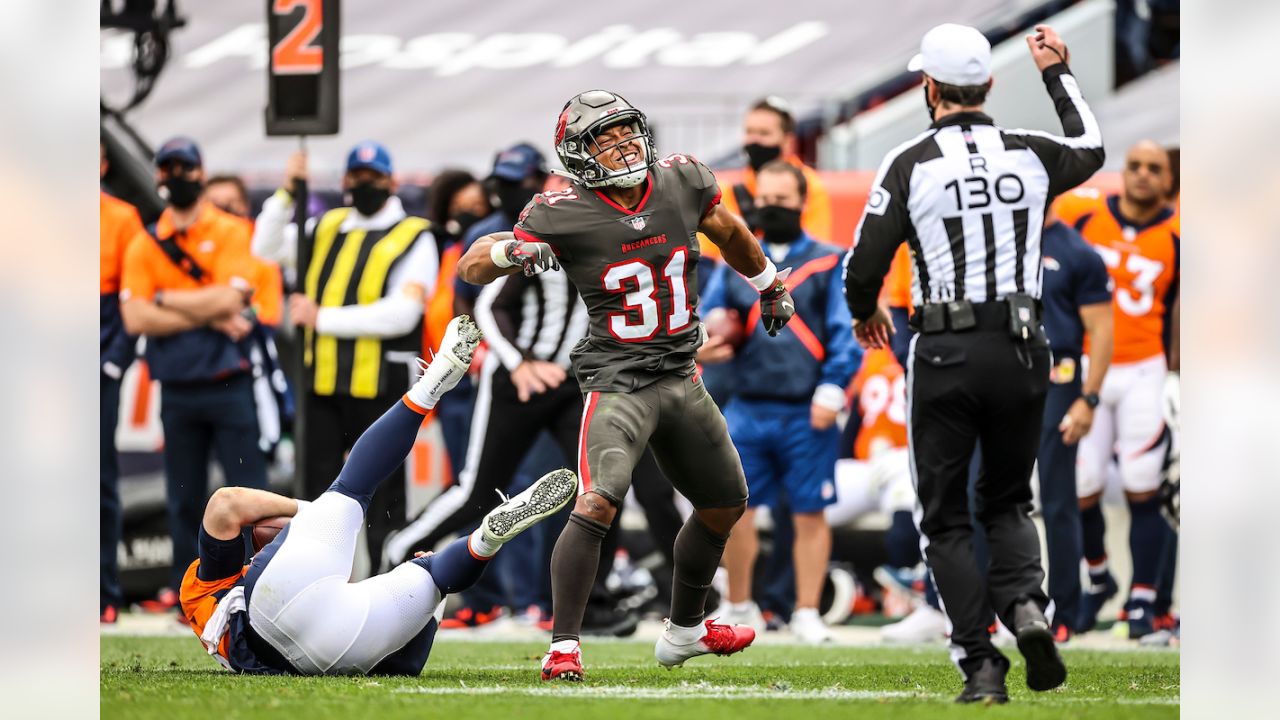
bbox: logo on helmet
[555,108,570,146]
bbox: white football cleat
[655,618,755,668]
[480,468,578,548]
[881,604,947,644]
[408,315,482,408]
[790,607,835,645]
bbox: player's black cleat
[1013,599,1068,691]
[955,657,1009,704]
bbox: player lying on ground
[178,316,578,675]
[458,90,797,681]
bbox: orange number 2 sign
[272,0,323,75]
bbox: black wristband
[1082,392,1100,409]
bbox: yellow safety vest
[303,209,429,398]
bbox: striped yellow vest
[303,209,428,398]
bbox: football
[704,307,746,348]
[251,516,291,553]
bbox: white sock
[730,601,757,613]
[468,528,501,559]
[793,607,822,622]
[665,620,708,645]
[549,639,579,654]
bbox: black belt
[909,299,1042,335]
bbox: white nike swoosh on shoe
[782,302,794,312]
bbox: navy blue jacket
[702,234,860,404]
[1040,222,1112,357]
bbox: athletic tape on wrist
[748,259,778,292]
[490,240,518,268]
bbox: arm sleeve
[251,189,301,269]
[195,526,248,582]
[473,275,528,372]
[820,266,862,394]
[1009,64,1106,197]
[843,151,913,321]
[314,235,436,338]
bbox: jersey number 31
[602,249,692,341]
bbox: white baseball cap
[907,23,992,86]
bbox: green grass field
[102,636,1178,719]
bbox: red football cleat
[138,588,179,614]
[100,605,118,625]
[541,644,584,682]
[655,618,756,668]
[439,605,505,630]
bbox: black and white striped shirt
[474,269,589,371]
[843,64,1104,320]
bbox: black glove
[759,277,795,337]
[505,240,560,277]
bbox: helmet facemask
[558,109,657,189]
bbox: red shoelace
[700,621,741,652]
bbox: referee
[842,24,1103,703]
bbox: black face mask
[496,181,538,222]
[445,212,483,239]
[163,176,203,210]
[757,205,803,244]
[349,182,391,216]
[743,142,782,173]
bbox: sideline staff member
[1036,217,1114,641]
[253,141,439,571]
[120,137,269,599]
[720,96,832,240]
[842,25,1104,703]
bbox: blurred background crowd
[99,0,1179,645]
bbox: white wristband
[490,240,517,268]
[747,259,778,292]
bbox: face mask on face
[349,182,391,216]
[163,176,203,210]
[496,181,538,222]
[757,205,803,244]
[743,143,782,173]
[445,212,482,239]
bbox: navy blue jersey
[1040,222,1112,356]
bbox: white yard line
[386,684,1179,705]
[389,685,932,701]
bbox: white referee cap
[907,23,992,86]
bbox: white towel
[199,585,247,672]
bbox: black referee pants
[909,327,1050,675]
